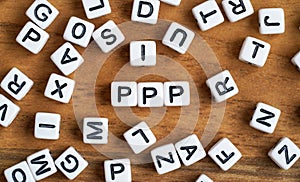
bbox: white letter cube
[138,82,164,107]
[192,1,224,31]
[55,146,88,180]
[164,81,190,106]
[130,41,156,66]
[250,102,281,134]
[63,16,95,47]
[82,0,111,19]
[4,161,36,182]
[83,117,108,144]
[51,42,84,76]
[175,134,206,166]
[131,0,160,25]
[268,137,300,170]
[1,67,34,101]
[93,20,125,53]
[0,94,20,127]
[206,70,239,103]
[34,112,61,140]
[111,82,137,107]
[196,174,213,182]
[123,121,157,154]
[16,21,49,54]
[44,73,75,104]
[104,158,131,182]
[151,143,181,175]
[26,0,59,29]
[222,0,254,22]
[291,51,300,71]
[239,36,271,67]
[162,22,195,54]
[208,138,242,171]
[27,149,57,181]
[259,8,285,34]
[160,0,181,6]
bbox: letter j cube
[206,70,239,103]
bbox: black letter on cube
[216,151,235,164]
[51,80,67,98]
[143,87,157,104]
[264,16,280,26]
[89,0,105,11]
[72,23,86,39]
[252,41,265,59]
[61,48,78,64]
[34,4,52,22]
[8,74,26,95]
[228,0,246,15]
[256,109,275,127]
[101,29,117,45]
[110,163,125,180]
[278,145,297,165]
[0,104,8,121]
[22,28,41,43]
[156,152,175,168]
[215,77,234,96]
[200,10,217,24]
[30,155,51,176]
[118,86,132,103]
[170,29,187,47]
[169,86,184,103]
[132,129,149,143]
[61,155,79,173]
[137,1,154,18]
[12,168,26,182]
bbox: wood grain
[0,0,299,181]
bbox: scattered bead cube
[175,134,206,166]
[138,82,164,107]
[196,174,213,182]
[222,0,254,22]
[16,21,49,54]
[51,42,84,76]
[208,138,242,171]
[104,158,131,182]
[82,0,111,19]
[111,82,137,107]
[63,16,95,47]
[44,73,75,104]
[164,81,190,106]
[0,94,20,127]
[1,67,34,101]
[92,20,125,53]
[250,102,281,134]
[259,8,285,34]
[291,51,300,71]
[130,41,156,66]
[25,0,59,29]
[83,117,108,144]
[160,0,181,6]
[34,112,61,140]
[123,121,157,154]
[55,146,88,180]
[151,143,181,175]
[162,22,195,54]
[239,36,271,67]
[206,70,239,103]
[4,161,36,182]
[268,137,300,170]
[27,149,57,181]
[192,1,224,31]
[131,0,160,25]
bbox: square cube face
[104,158,131,182]
[123,121,157,154]
[160,0,181,6]
[131,0,160,25]
[250,102,281,134]
[259,8,285,34]
[0,94,20,127]
[1,67,34,101]
[130,41,156,67]
[239,36,271,67]
[192,1,224,31]
[44,73,75,104]
[291,51,300,71]
[175,134,206,166]
[111,82,137,107]
[82,0,111,19]
[26,0,59,29]
[16,21,50,54]
[92,20,125,53]
[27,149,57,181]
[34,112,61,140]
[164,81,190,106]
[83,117,108,144]
[151,143,181,175]
[222,0,254,22]
[162,22,195,54]
[206,70,239,103]
[4,161,36,182]
[138,82,164,107]
[51,42,84,76]
[268,137,300,170]
[208,138,242,171]
[55,147,88,180]
[196,174,213,182]
[63,16,95,47]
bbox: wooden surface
[0,0,299,181]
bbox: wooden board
[0,0,299,181]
